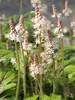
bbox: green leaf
[0,71,16,94]
[25,95,62,100]
[65,56,75,66]
[25,95,38,100]
[64,65,75,83]
[50,94,62,100]
[0,97,7,100]
[7,97,15,100]
[25,95,50,100]
[68,72,75,83]
[2,72,15,84]
[0,49,14,58]
[4,83,16,90]
[64,65,75,74]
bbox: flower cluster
[8,19,19,42]
[30,3,55,78]
[32,3,51,46]
[31,0,41,7]
[8,15,32,51]
[41,43,54,65]
[51,3,61,18]
[29,54,43,78]
[53,16,64,39]
[29,0,74,77]
[15,15,25,42]
[62,0,72,16]
[7,0,74,80]
[70,16,75,36]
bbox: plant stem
[35,79,38,95]
[15,42,20,100]
[39,74,43,100]
[53,77,55,94]
[60,38,67,100]
[40,75,43,95]
[53,57,56,94]
[20,0,23,14]
[60,38,64,73]
[0,23,2,41]
[38,45,43,99]
[20,42,26,99]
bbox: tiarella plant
[0,0,75,100]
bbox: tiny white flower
[62,8,72,16]
[47,59,53,65]
[8,32,16,41]
[27,43,32,51]
[35,38,41,45]
[15,24,20,32]
[51,14,56,18]
[63,27,69,33]
[33,23,40,29]
[34,30,40,36]
[30,63,43,78]
[51,24,55,28]
[57,13,62,18]
[11,58,16,64]
[24,51,27,56]
[57,33,64,39]
[70,21,75,27]
[22,42,32,51]
[53,27,59,34]
[31,0,41,7]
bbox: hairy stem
[60,38,67,100]
[35,79,38,95]
[53,57,56,94]
[39,74,43,100]
[20,42,26,99]
[15,42,20,100]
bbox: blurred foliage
[25,94,62,100]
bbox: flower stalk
[9,19,21,100]
[15,41,21,100]
[20,0,23,14]
[20,42,26,99]
[17,15,28,99]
